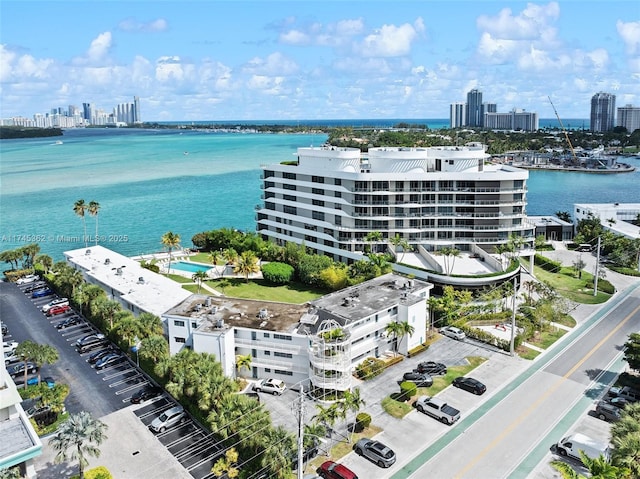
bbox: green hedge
[458,324,524,352]
[71,466,113,479]
[609,266,640,277]
[354,357,385,380]
[534,254,562,273]
[407,343,429,357]
[585,278,615,294]
[260,262,294,284]
[355,412,372,429]
[399,381,417,401]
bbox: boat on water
[497,148,636,173]
[54,140,63,145]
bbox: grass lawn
[382,356,487,418]
[205,278,326,303]
[304,425,383,474]
[518,345,541,360]
[166,273,194,283]
[189,252,217,264]
[533,265,611,304]
[528,328,567,350]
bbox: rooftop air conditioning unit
[205,297,212,307]
[104,258,110,265]
[138,277,145,284]
[258,308,268,319]
[85,249,91,255]
[115,268,123,276]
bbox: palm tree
[211,447,239,478]
[384,321,404,356]
[555,211,572,223]
[193,270,208,293]
[233,250,260,282]
[342,387,366,442]
[139,335,169,363]
[440,246,461,275]
[390,234,412,262]
[611,432,640,477]
[73,199,88,247]
[34,254,53,274]
[15,340,40,389]
[235,354,252,377]
[397,320,416,354]
[138,312,164,337]
[93,298,122,330]
[32,344,59,385]
[161,231,181,275]
[208,250,222,266]
[88,201,100,245]
[261,426,296,479]
[115,315,143,347]
[49,411,108,479]
[364,230,383,253]
[223,248,238,267]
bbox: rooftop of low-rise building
[527,215,573,227]
[64,245,191,317]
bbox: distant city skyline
[1,1,638,121]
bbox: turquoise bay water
[1,128,638,263]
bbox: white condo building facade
[164,273,432,392]
[256,145,534,265]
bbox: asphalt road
[391,284,640,479]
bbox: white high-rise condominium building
[257,145,533,263]
[617,105,640,133]
[484,109,539,131]
[590,92,616,132]
[450,102,466,128]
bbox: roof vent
[115,268,123,276]
[104,258,110,265]
[258,308,268,319]
[138,277,145,284]
[215,319,225,329]
[85,249,91,255]
[205,297,212,307]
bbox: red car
[47,304,71,316]
[317,461,358,479]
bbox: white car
[42,298,69,313]
[16,274,39,285]
[3,341,19,353]
[440,326,466,341]
[254,378,286,395]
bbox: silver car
[353,438,396,468]
[149,405,185,433]
[440,326,466,340]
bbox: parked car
[75,333,108,353]
[605,396,631,409]
[131,385,163,404]
[87,348,115,365]
[25,282,47,293]
[149,405,186,433]
[607,386,640,403]
[415,361,447,376]
[94,353,124,370]
[292,439,320,471]
[1,322,7,335]
[254,378,286,395]
[4,350,21,366]
[3,340,19,353]
[32,288,54,299]
[9,361,39,377]
[25,404,51,419]
[353,438,396,468]
[415,395,461,425]
[317,460,359,479]
[42,297,69,313]
[452,376,487,395]
[26,376,56,388]
[440,326,466,340]
[46,304,71,316]
[16,274,39,285]
[401,371,433,388]
[56,316,81,330]
[595,400,622,422]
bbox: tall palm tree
[233,250,260,282]
[15,340,40,389]
[139,335,169,363]
[440,246,460,275]
[208,250,222,266]
[34,254,53,274]
[192,270,208,293]
[93,298,122,330]
[390,234,412,262]
[88,201,100,245]
[73,199,88,248]
[161,231,181,275]
[138,312,164,337]
[384,321,404,356]
[342,387,366,442]
[364,230,383,253]
[32,344,59,385]
[49,411,108,479]
[115,315,143,347]
[260,426,296,479]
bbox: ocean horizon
[1,126,637,267]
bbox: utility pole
[593,236,601,297]
[296,385,305,479]
[509,276,517,356]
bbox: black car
[291,439,320,471]
[9,361,39,377]
[94,353,124,370]
[131,386,163,404]
[452,376,487,395]
[56,316,81,329]
[87,348,114,365]
[1,322,7,336]
[25,282,47,293]
[415,361,447,376]
[75,333,108,353]
[401,371,433,387]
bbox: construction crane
[548,96,579,165]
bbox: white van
[556,433,610,463]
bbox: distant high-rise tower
[450,103,466,128]
[466,89,483,127]
[617,104,640,133]
[133,96,140,123]
[590,92,616,132]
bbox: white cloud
[118,18,169,33]
[246,75,285,95]
[617,20,640,55]
[244,52,298,76]
[87,32,113,63]
[477,3,560,40]
[279,30,310,45]
[357,19,424,57]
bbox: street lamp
[131,335,141,367]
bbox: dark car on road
[94,353,124,370]
[25,282,47,293]
[401,371,433,387]
[595,400,622,422]
[75,333,108,353]
[353,438,396,468]
[56,316,81,330]
[32,288,54,298]
[415,361,447,376]
[131,385,163,404]
[452,376,487,395]
[87,348,115,365]
[9,361,39,377]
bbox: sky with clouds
[1,1,639,121]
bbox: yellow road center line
[453,303,640,479]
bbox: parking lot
[1,280,222,479]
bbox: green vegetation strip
[204,278,325,303]
[390,282,640,479]
[533,266,611,304]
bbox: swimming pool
[168,261,212,273]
